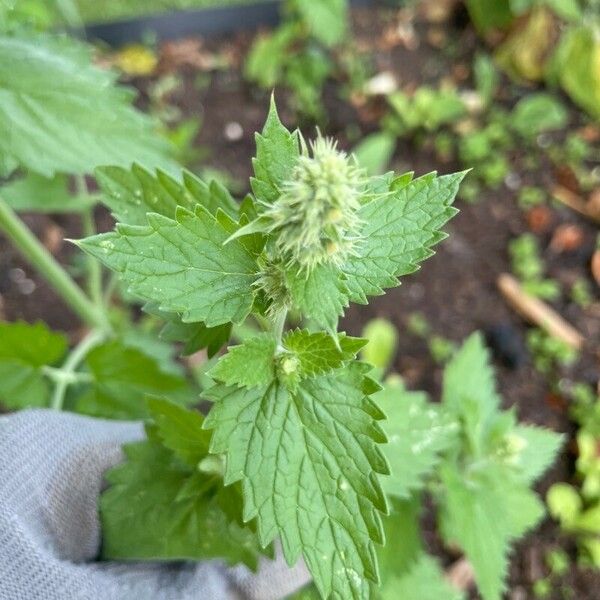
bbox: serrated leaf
[76,205,258,327]
[101,440,263,569]
[376,380,458,499]
[160,317,231,358]
[209,333,276,389]
[147,397,210,467]
[3,172,96,214]
[512,424,563,484]
[204,363,389,600]
[286,263,349,333]
[442,331,501,455]
[439,463,544,600]
[282,329,366,377]
[95,164,238,226]
[74,340,193,419]
[381,553,465,600]
[295,0,347,47]
[0,33,174,176]
[343,171,464,303]
[251,96,300,205]
[0,320,67,409]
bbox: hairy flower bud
[264,136,364,273]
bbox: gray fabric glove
[0,409,310,600]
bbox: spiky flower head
[264,135,365,273]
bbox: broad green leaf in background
[376,380,458,499]
[0,33,175,176]
[101,440,264,569]
[465,0,513,33]
[76,205,258,327]
[381,553,465,600]
[352,132,396,175]
[0,320,67,409]
[343,171,464,304]
[293,0,348,47]
[439,463,544,600]
[73,340,193,419]
[209,334,276,389]
[438,333,562,600]
[441,331,501,455]
[2,172,95,214]
[511,93,568,139]
[95,165,238,226]
[244,23,300,88]
[495,6,557,81]
[512,424,564,484]
[204,363,389,600]
[551,24,600,120]
[251,97,300,205]
[159,316,232,358]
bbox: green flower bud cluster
[264,135,365,273]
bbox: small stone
[224,121,243,142]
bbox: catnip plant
[74,98,466,599]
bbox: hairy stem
[272,309,288,346]
[50,329,106,411]
[77,176,103,309]
[0,196,108,330]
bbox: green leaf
[286,263,349,333]
[3,172,95,214]
[343,171,464,303]
[511,93,568,139]
[352,132,396,176]
[0,33,174,176]
[442,332,501,455]
[76,205,258,327]
[282,329,366,377]
[208,333,276,389]
[551,24,600,120]
[512,424,563,484]
[95,164,238,226]
[439,463,544,600]
[204,363,389,600]
[101,440,263,569]
[160,316,231,358]
[381,553,465,600]
[294,0,348,47]
[74,340,193,419]
[376,380,458,499]
[0,320,67,409]
[251,96,300,205]
[244,23,299,88]
[147,397,210,467]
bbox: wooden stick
[552,185,600,225]
[497,274,585,350]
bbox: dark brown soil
[1,5,598,599]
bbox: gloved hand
[0,409,310,600]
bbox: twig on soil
[497,274,585,351]
[445,557,475,592]
[551,185,600,225]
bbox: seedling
[509,234,560,301]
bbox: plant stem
[50,329,106,411]
[83,209,103,306]
[0,196,108,330]
[272,309,288,346]
[77,176,103,309]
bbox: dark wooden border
[81,0,376,46]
